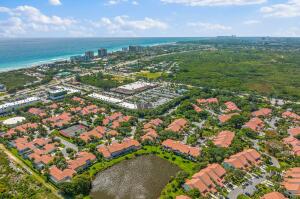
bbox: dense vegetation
[78,72,134,91]
[0,71,37,92]
[154,49,300,100]
[0,150,58,199]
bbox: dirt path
[0,144,62,199]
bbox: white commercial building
[0,97,41,114]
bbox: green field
[155,49,300,100]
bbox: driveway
[55,136,78,157]
[227,173,268,199]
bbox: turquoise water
[0,37,196,72]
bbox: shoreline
[0,41,177,74]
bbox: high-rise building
[129,45,144,53]
[85,51,94,60]
[98,48,108,58]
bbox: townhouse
[183,164,226,196]
[213,130,235,148]
[97,138,141,159]
[282,167,300,196]
[165,118,188,133]
[162,139,201,160]
[243,117,265,132]
[223,149,261,170]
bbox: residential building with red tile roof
[103,112,123,126]
[218,113,239,124]
[43,112,72,128]
[261,192,287,199]
[67,151,96,171]
[282,111,300,121]
[192,104,203,113]
[2,123,38,138]
[183,164,226,196]
[288,127,300,137]
[244,117,264,132]
[81,104,105,115]
[144,118,163,129]
[162,139,201,160]
[49,166,75,184]
[197,98,218,104]
[224,101,240,112]
[283,127,300,156]
[165,118,188,133]
[252,108,272,117]
[141,128,158,142]
[49,103,58,109]
[282,167,300,196]
[28,108,47,117]
[72,96,85,104]
[213,131,235,148]
[111,115,132,129]
[97,138,140,159]
[223,149,261,170]
[176,196,191,199]
[80,126,106,142]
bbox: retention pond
[90,155,181,199]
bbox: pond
[90,155,181,199]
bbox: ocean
[0,37,196,72]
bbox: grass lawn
[87,145,198,177]
[136,71,163,80]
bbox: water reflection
[90,155,180,199]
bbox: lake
[90,155,180,199]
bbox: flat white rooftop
[2,116,26,125]
[117,81,155,91]
[0,97,40,110]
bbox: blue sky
[0,0,300,37]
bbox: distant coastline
[0,37,194,73]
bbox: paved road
[55,136,78,157]
[227,173,268,199]
[0,144,62,199]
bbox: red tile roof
[3,123,38,137]
[244,117,264,132]
[72,97,85,104]
[97,138,140,159]
[289,127,300,137]
[141,128,158,142]
[283,136,300,156]
[81,104,104,115]
[49,166,75,182]
[80,126,106,142]
[144,118,163,129]
[67,151,96,171]
[282,167,300,196]
[213,131,235,148]
[224,149,261,170]
[282,111,300,121]
[176,196,191,199]
[197,98,218,104]
[218,113,239,123]
[162,139,201,158]
[28,108,47,117]
[166,118,188,132]
[224,101,240,112]
[43,112,72,128]
[185,164,226,196]
[252,108,272,117]
[103,112,123,125]
[192,104,203,113]
[261,192,287,199]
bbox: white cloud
[261,0,300,17]
[243,20,261,25]
[106,0,138,5]
[161,0,266,6]
[92,16,168,34]
[0,5,76,37]
[188,22,232,31]
[49,0,62,6]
